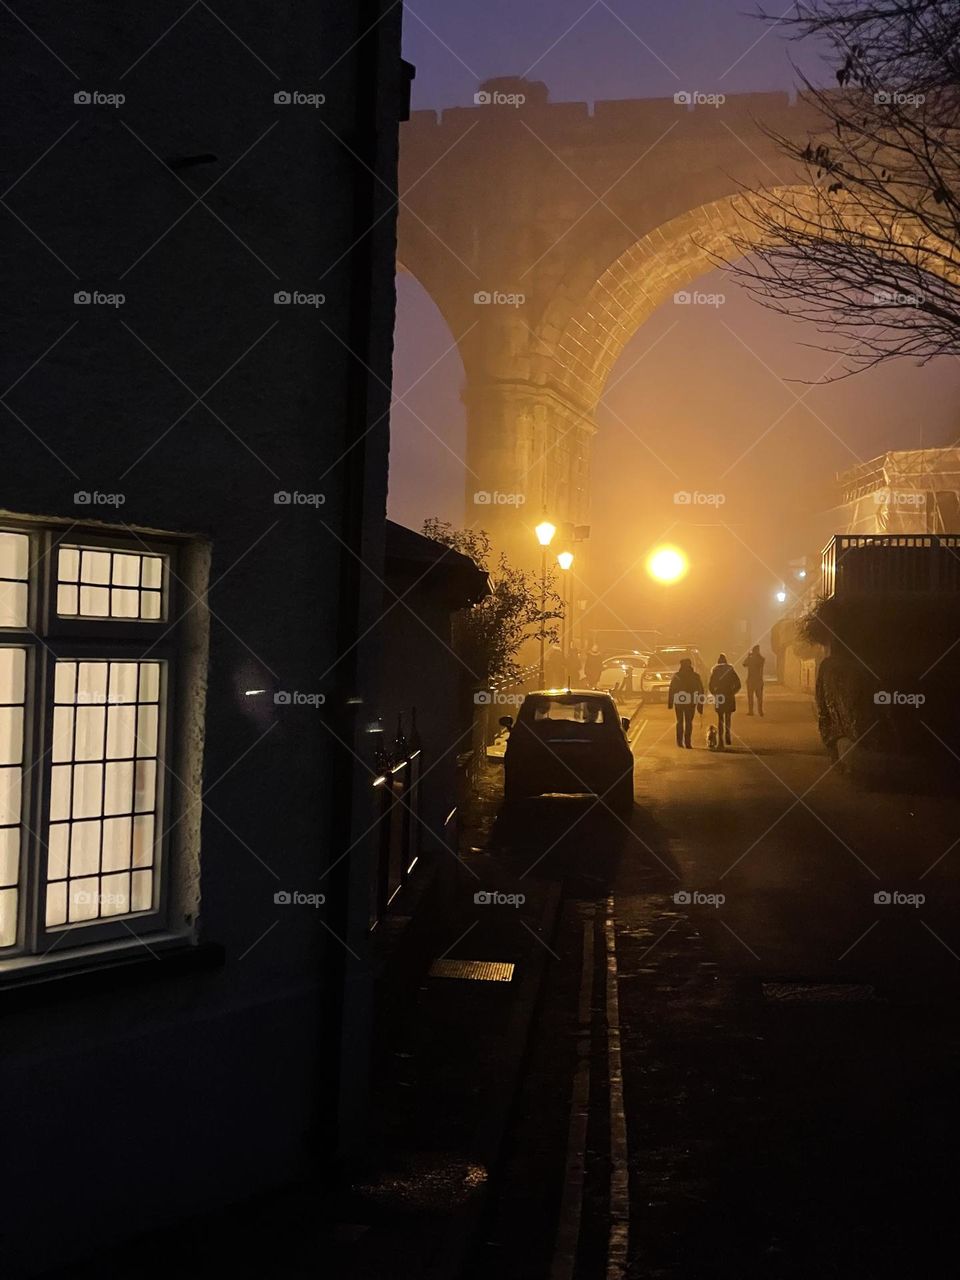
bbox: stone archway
[397,90,824,560]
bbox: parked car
[499,690,634,812]
[600,651,649,696]
[640,645,705,701]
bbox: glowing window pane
[0,533,29,629]
[141,557,162,589]
[106,705,136,759]
[45,881,66,927]
[0,708,24,766]
[47,824,69,880]
[58,547,80,581]
[0,533,28,580]
[70,819,101,877]
[0,645,26,947]
[83,551,111,585]
[79,586,110,617]
[112,555,140,587]
[102,818,132,872]
[109,663,139,703]
[0,583,27,628]
[77,663,108,704]
[74,707,105,762]
[0,826,19,886]
[0,886,17,947]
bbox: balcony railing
[822,534,960,598]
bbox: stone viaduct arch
[397,90,824,559]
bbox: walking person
[567,643,583,688]
[584,643,603,689]
[708,652,741,749]
[544,643,566,689]
[742,644,766,716]
[667,658,704,749]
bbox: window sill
[0,932,224,1013]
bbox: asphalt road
[472,688,960,1279]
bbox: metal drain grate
[762,981,878,1004]
[428,959,515,982]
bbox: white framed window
[0,525,179,958]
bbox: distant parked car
[640,646,704,701]
[601,651,649,696]
[499,690,634,812]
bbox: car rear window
[529,698,613,725]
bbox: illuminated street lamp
[646,544,689,584]
[557,551,574,658]
[775,589,787,604]
[536,518,557,685]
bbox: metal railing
[822,534,960,598]
[368,713,422,932]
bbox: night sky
[389,1,960,644]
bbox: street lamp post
[535,519,556,686]
[557,550,574,660]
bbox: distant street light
[557,551,574,659]
[646,544,689,584]
[536,519,557,685]
[775,589,787,604]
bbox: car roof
[525,688,617,701]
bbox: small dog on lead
[706,724,721,751]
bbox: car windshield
[651,651,685,668]
[527,697,613,726]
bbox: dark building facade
[0,4,408,1273]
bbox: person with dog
[667,657,704,749]
[708,653,742,749]
[742,644,766,716]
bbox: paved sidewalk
[44,777,556,1280]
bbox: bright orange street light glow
[535,520,557,547]
[557,550,574,571]
[646,544,689,584]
